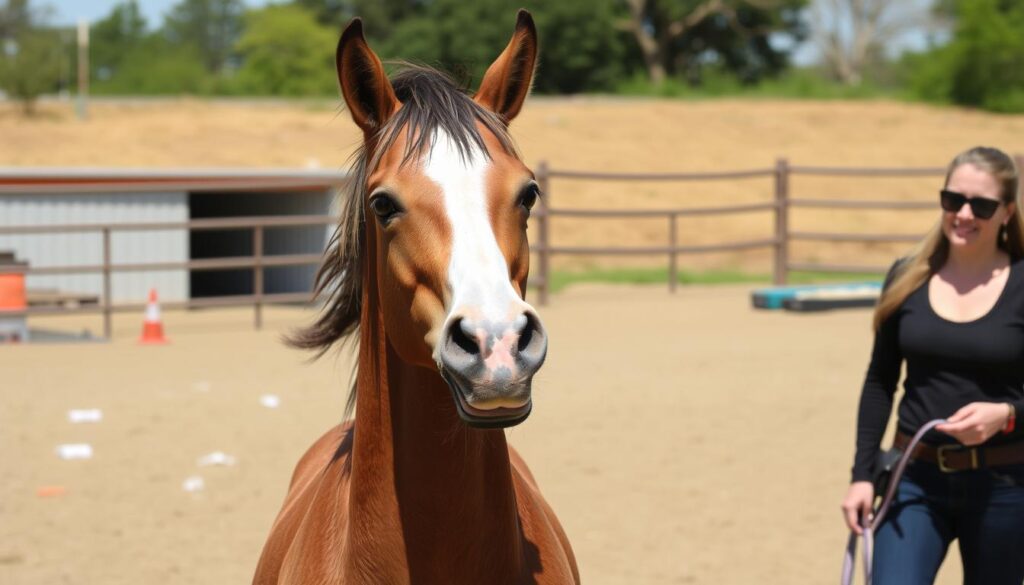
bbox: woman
[842,146,1024,585]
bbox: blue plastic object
[751,282,882,310]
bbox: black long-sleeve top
[852,259,1024,482]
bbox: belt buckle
[936,445,978,472]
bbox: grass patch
[546,267,884,293]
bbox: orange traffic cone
[138,288,168,344]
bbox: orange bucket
[0,272,27,311]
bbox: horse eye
[369,194,402,223]
[518,185,540,212]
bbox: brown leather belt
[894,432,1024,472]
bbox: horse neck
[345,251,525,578]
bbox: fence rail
[0,215,337,337]
[788,198,937,210]
[546,168,776,181]
[530,155,1024,303]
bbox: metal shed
[0,169,346,305]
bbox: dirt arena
[0,285,965,585]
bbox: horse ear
[474,10,538,124]
[336,18,398,135]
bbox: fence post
[102,228,112,339]
[773,158,790,286]
[1017,155,1024,200]
[668,213,678,293]
[536,160,550,306]
[253,225,264,329]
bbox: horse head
[337,11,546,428]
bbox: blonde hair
[873,146,1024,330]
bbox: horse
[252,11,579,585]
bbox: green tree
[0,0,32,38]
[90,0,147,83]
[292,0,350,27]
[910,0,1024,112]
[0,27,62,113]
[232,4,336,95]
[373,0,526,83]
[0,1,61,113]
[163,0,244,74]
[293,0,421,34]
[93,36,211,95]
[524,0,633,93]
[344,0,631,94]
[947,0,1024,111]
[84,0,212,95]
[624,0,807,86]
[325,0,803,93]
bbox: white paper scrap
[182,476,205,493]
[56,443,93,460]
[68,409,103,423]
[197,451,237,467]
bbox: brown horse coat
[253,11,579,585]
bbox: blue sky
[45,0,273,28]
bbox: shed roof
[0,168,348,195]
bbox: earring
[1001,223,1009,244]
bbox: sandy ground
[0,285,967,585]
[4,97,1024,272]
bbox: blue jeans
[873,461,1024,585]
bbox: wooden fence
[3,156,1022,338]
[530,156,1024,305]
[0,215,333,338]
[533,160,785,306]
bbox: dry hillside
[4,97,1024,273]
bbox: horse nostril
[448,317,480,357]
[516,312,544,357]
[517,315,533,353]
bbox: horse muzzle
[436,311,547,428]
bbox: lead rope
[841,419,946,585]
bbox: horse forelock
[372,65,520,174]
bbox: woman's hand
[935,402,1012,446]
[841,481,875,534]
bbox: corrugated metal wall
[0,193,189,302]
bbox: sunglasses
[939,189,1001,220]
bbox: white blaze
[424,130,530,333]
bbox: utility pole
[76,18,88,120]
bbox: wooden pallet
[27,289,101,309]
